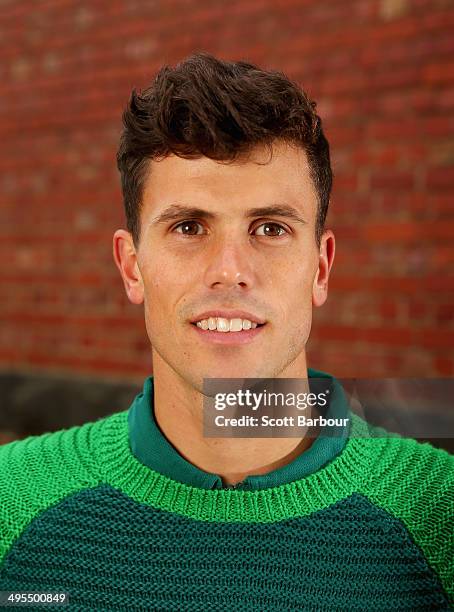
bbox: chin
[199,364,262,381]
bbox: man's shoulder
[354,426,453,600]
[402,436,454,496]
[363,429,453,534]
[0,411,126,563]
[0,411,119,472]
[393,433,454,468]
[358,417,454,518]
[373,424,453,487]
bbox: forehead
[141,140,317,220]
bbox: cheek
[152,248,194,289]
[285,270,315,345]
[274,256,316,300]
[141,251,194,322]
[270,256,316,336]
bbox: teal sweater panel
[0,383,453,610]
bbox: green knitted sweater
[0,368,453,611]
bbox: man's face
[115,140,334,391]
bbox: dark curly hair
[117,52,332,248]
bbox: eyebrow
[150,203,308,225]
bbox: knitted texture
[0,410,453,611]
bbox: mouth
[189,314,267,345]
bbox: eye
[253,222,288,237]
[173,220,205,235]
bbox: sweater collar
[128,368,351,491]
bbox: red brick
[423,61,454,85]
[379,299,398,321]
[363,222,454,242]
[417,329,454,349]
[425,166,454,190]
[434,356,454,376]
[369,171,414,190]
[406,299,429,320]
[432,247,454,267]
[436,304,454,325]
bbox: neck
[151,352,320,487]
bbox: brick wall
[1,0,453,382]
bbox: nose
[203,236,255,290]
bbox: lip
[190,310,266,325]
[190,320,266,345]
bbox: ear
[112,229,144,305]
[312,229,335,308]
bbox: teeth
[217,318,230,332]
[229,318,243,332]
[195,317,261,332]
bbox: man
[0,52,452,610]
